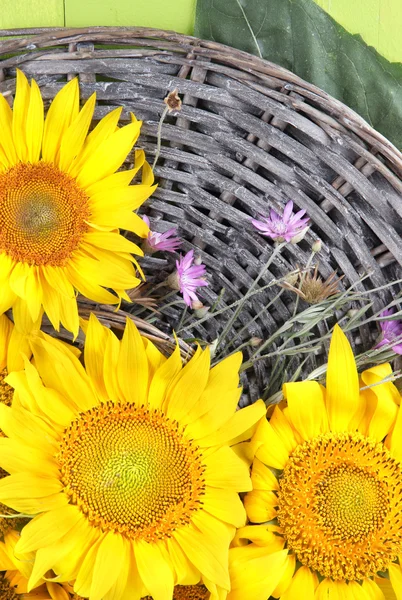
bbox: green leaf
[195,0,402,150]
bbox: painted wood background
[1,0,402,63]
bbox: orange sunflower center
[142,584,209,600]
[277,431,402,581]
[0,162,90,266]
[58,402,205,542]
[0,368,13,407]
[0,574,19,600]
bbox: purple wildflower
[375,308,402,355]
[168,250,208,307]
[142,215,181,253]
[251,200,310,243]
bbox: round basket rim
[0,25,401,168]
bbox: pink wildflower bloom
[251,200,310,243]
[142,215,181,253]
[375,308,402,355]
[173,250,208,307]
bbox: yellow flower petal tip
[0,316,259,598]
[241,324,402,600]
[0,74,155,335]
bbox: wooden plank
[0,0,64,28]
[65,0,196,35]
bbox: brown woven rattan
[1,27,401,404]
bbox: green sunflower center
[0,162,90,266]
[58,401,205,542]
[277,431,402,581]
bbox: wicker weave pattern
[0,27,401,402]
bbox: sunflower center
[58,401,205,542]
[0,162,90,266]
[0,368,13,407]
[0,574,19,600]
[277,432,402,581]
[143,584,209,600]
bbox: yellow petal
[90,532,124,600]
[28,516,91,589]
[74,534,104,598]
[0,473,62,508]
[117,318,149,405]
[0,93,17,165]
[58,92,96,172]
[84,314,113,401]
[203,486,246,528]
[76,120,141,189]
[362,578,387,600]
[0,313,13,369]
[134,540,174,600]
[281,566,318,600]
[30,337,97,412]
[12,69,30,161]
[197,400,265,447]
[165,537,199,585]
[26,78,44,163]
[174,523,230,590]
[283,380,327,440]
[69,107,122,178]
[17,505,81,555]
[269,406,298,453]
[233,525,284,550]
[362,365,399,442]
[166,346,210,422]
[0,436,58,477]
[326,324,362,432]
[228,547,289,600]
[204,446,252,491]
[250,457,279,491]
[252,417,289,469]
[243,490,277,523]
[271,553,296,597]
[147,343,182,409]
[389,563,402,600]
[42,78,79,162]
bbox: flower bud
[312,239,322,253]
[250,336,263,347]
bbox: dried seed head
[281,265,343,304]
[164,89,182,112]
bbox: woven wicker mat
[0,27,401,403]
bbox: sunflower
[229,325,402,600]
[0,315,265,600]
[0,70,155,336]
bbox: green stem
[215,242,286,352]
[152,105,169,171]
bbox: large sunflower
[0,70,155,336]
[229,325,402,600]
[0,315,265,600]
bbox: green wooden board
[65,0,196,34]
[0,0,64,28]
